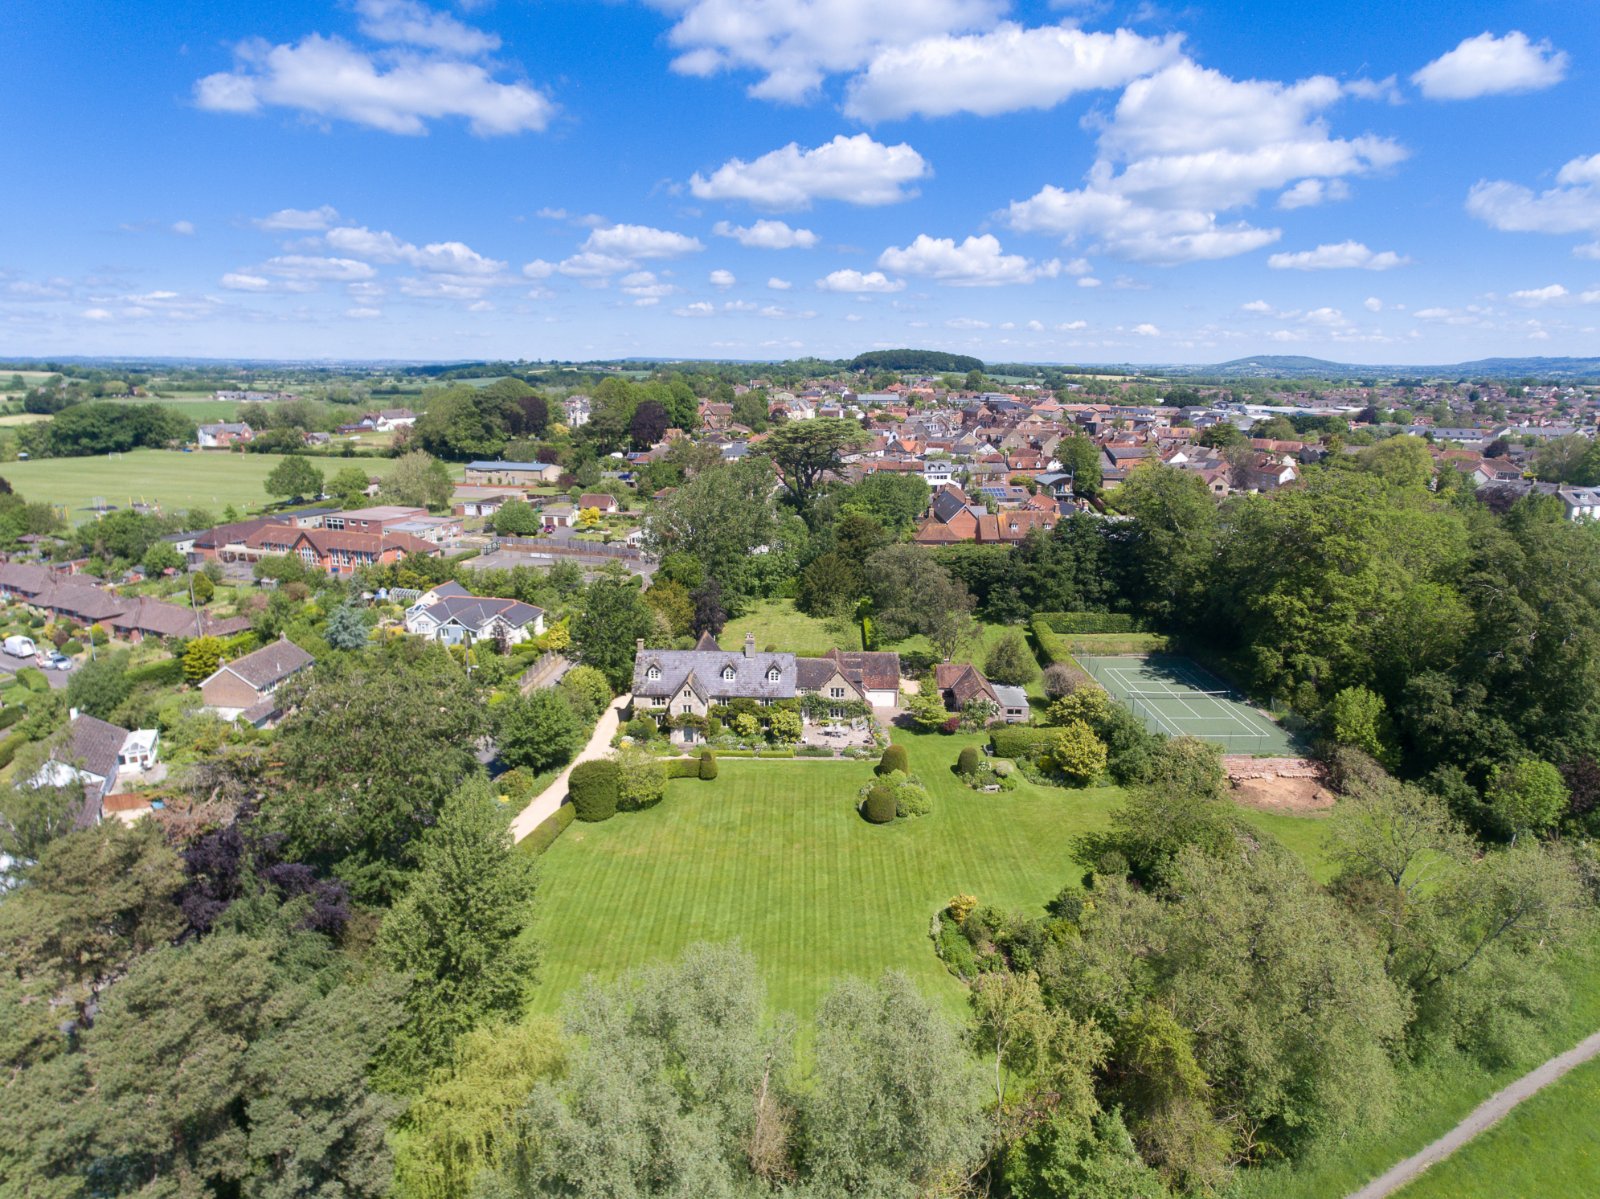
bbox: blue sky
[2,0,1597,364]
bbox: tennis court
[1076,654,1300,755]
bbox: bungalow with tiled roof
[200,636,316,724]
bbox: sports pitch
[1077,654,1300,755]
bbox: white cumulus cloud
[1467,153,1600,255]
[1509,283,1568,305]
[325,225,506,275]
[1005,60,1404,265]
[645,0,1004,102]
[194,32,554,136]
[712,219,819,248]
[768,277,793,290]
[1267,241,1409,270]
[815,269,904,293]
[709,269,736,288]
[1412,31,1568,100]
[254,205,340,231]
[582,223,705,260]
[690,134,930,210]
[877,233,1060,286]
[843,23,1182,121]
[354,0,500,55]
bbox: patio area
[800,718,878,751]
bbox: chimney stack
[744,632,755,658]
[636,637,645,653]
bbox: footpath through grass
[527,730,1120,1024]
[1235,931,1600,1199]
[1393,1050,1600,1199]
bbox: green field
[1394,1053,1600,1199]
[2,448,409,520]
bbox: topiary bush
[876,743,909,776]
[861,784,897,824]
[569,759,620,822]
[698,748,718,780]
[956,746,980,777]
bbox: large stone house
[631,633,902,744]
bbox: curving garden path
[508,695,629,843]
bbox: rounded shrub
[956,746,980,777]
[569,759,620,822]
[861,784,897,824]
[876,743,909,776]
[698,748,718,780]
[61,639,84,656]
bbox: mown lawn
[3,448,413,521]
[1394,1052,1600,1199]
[721,598,856,657]
[527,728,1122,1024]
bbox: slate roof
[632,642,798,701]
[212,638,315,692]
[419,595,543,633]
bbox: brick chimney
[744,632,755,658]
[636,637,645,653]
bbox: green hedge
[522,804,576,854]
[698,749,718,780]
[128,658,185,687]
[0,705,23,730]
[0,731,28,769]
[1034,612,1140,634]
[1030,617,1073,666]
[15,668,48,694]
[714,748,796,759]
[989,726,1059,761]
[666,759,703,779]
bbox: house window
[646,666,661,681]
[760,698,772,708]
[680,704,693,714]
[652,696,666,707]
[830,707,844,720]
[722,666,736,681]
[766,667,781,682]
[830,687,845,698]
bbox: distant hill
[1175,355,1600,382]
[848,349,984,374]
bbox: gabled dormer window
[646,665,661,681]
[722,665,736,681]
[767,667,781,682]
